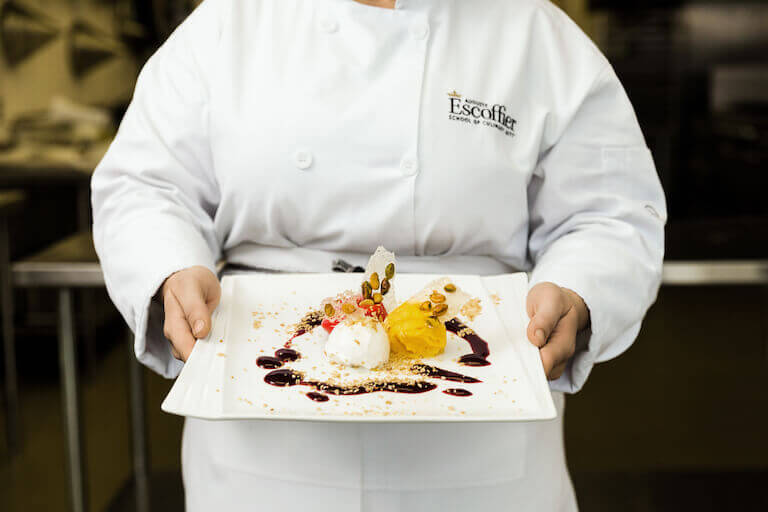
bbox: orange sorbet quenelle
[385,302,447,357]
[384,277,473,358]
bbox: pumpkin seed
[380,278,390,295]
[430,292,446,303]
[370,272,380,290]
[385,263,395,280]
[372,292,383,304]
[443,283,457,293]
[432,303,448,316]
[324,303,335,317]
[359,299,375,308]
[362,281,372,299]
[419,301,432,311]
[341,303,356,314]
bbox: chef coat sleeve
[91,0,222,378]
[527,64,667,393]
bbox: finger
[549,360,568,381]
[173,277,214,339]
[165,319,195,361]
[163,292,197,361]
[526,285,567,348]
[204,277,222,313]
[539,309,579,376]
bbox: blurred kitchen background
[0,0,766,511]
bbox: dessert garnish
[443,388,473,397]
[445,318,491,367]
[253,247,496,403]
[264,368,438,396]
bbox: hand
[161,266,221,361]
[526,282,590,380]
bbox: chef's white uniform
[91,0,666,510]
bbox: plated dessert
[254,247,494,403]
[161,268,555,422]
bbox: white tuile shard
[364,246,397,314]
[405,277,472,319]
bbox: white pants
[182,393,576,511]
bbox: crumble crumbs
[460,298,482,321]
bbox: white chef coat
[91,0,666,510]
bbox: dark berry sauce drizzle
[443,388,473,397]
[255,356,283,369]
[255,312,491,402]
[285,311,323,347]
[264,369,438,396]
[275,348,300,361]
[445,318,491,367]
[412,364,481,383]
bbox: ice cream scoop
[324,317,390,369]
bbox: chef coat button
[319,18,338,33]
[411,22,429,40]
[400,157,418,177]
[294,150,313,170]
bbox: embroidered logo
[447,91,517,137]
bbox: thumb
[526,283,567,348]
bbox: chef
[91,0,665,510]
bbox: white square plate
[161,272,556,422]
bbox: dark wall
[595,2,768,258]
